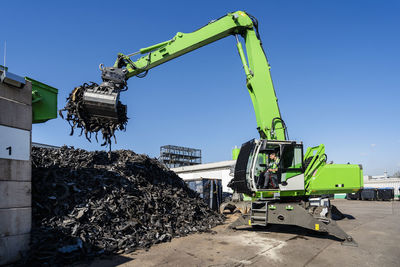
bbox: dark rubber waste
[23,146,224,265]
[59,83,128,149]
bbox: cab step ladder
[250,201,268,226]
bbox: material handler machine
[63,11,363,245]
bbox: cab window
[281,144,303,172]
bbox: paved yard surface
[88,200,400,267]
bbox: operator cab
[231,139,305,194]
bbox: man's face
[270,153,275,160]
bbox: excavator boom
[71,11,287,144]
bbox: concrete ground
[89,200,400,267]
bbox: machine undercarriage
[225,196,357,246]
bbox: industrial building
[172,160,235,193]
[159,145,201,168]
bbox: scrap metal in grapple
[59,82,128,149]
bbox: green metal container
[26,77,58,123]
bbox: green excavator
[64,11,363,245]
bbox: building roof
[172,160,236,173]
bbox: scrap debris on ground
[58,83,128,148]
[24,146,224,265]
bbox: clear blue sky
[2,0,399,176]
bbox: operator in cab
[264,152,280,189]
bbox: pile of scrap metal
[23,146,223,265]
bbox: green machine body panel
[26,77,58,123]
[232,147,240,160]
[306,164,364,195]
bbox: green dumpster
[25,77,58,123]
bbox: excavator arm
[78,11,287,143]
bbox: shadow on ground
[235,224,344,242]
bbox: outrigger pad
[59,82,128,149]
[341,237,358,247]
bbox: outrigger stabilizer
[225,197,357,246]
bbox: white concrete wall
[176,168,233,193]
[172,160,235,193]
[0,81,32,265]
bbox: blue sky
[2,0,399,175]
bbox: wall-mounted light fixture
[0,66,26,88]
